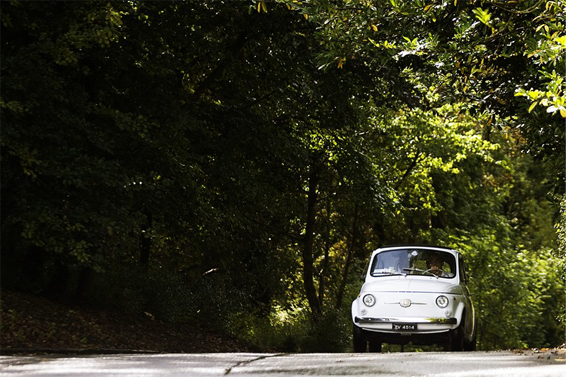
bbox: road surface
[1,350,565,376]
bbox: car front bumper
[354,316,457,325]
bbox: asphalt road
[1,350,565,376]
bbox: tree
[1,0,562,351]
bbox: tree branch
[395,152,423,190]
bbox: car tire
[464,316,478,351]
[464,329,477,351]
[368,339,382,353]
[353,324,367,352]
[464,337,477,351]
[449,323,465,351]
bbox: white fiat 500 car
[352,245,477,352]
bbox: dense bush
[85,265,249,329]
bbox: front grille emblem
[400,299,412,308]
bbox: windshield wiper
[403,268,423,273]
[403,268,437,277]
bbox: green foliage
[1,0,563,352]
[85,264,249,330]
[235,305,352,353]
[86,265,191,322]
[449,234,564,349]
[559,196,566,260]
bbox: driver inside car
[427,253,448,277]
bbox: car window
[370,249,456,278]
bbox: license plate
[392,323,417,331]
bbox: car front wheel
[448,324,465,351]
[353,324,367,352]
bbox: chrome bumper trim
[355,316,457,324]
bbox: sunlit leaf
[473,8,491,27]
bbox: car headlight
[436,295,449,308]
[363,294,376,307]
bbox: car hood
[362,276,463,295]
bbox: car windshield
[370,249,456,279]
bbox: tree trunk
[302,163,320,315]
[318,199,332,308]
[336,204,359,309]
